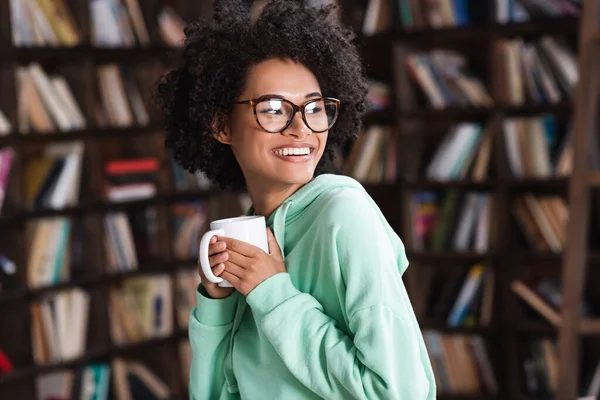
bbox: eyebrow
[260,92,322,99]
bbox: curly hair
[156,0,370,191]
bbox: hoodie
[189,174,436,399]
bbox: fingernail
[210,236,217,244]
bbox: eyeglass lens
[255,98,338,133]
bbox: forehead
[244,58,321,96]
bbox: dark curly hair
[156,0,370,191]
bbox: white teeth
[274,147,311,156]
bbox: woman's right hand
[198,235,235,299]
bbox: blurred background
[0,0,598,399]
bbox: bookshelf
[0,0,595,399]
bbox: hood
[246,173,365,257]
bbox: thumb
[266,227,282,259]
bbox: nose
[282,110,310,139]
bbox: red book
[0,348,13,374]
[105,157,159,175]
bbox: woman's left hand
[217,227,286,296]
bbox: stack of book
[36,363,110,400]
[104,157,158,202]
[17,64,86,133]
[425,123,492,182]
[424,264,495,327]
[496,36,578,105]
[24,141,85,210]
[410,190,492,253]
[172,202,208,261]
[112,358,170,400]
[406,50,493,109]
[343,125,396,183]
[423,331,498,395]
[104,212,139,273]
[512,194,569,253]
[398,0,471,29]
[90,0,150,47]
[503,116,573,178]
[175,270,201,328]
[9,0,81,47]
[108,275,173,345]
[30,288,91,364]
[96,64,150,128]
[496,0,582,23]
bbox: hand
[218,227,286,296]
[197,235,235,299]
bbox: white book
[90,0,124,46]
[425,127,459,180]
[51,77,86,129]
[69,288,90,360]
[352,126,386,182]
[540,36,579,93]
[28,64,73,130]
[496,0,509,23]
[503,119,524,178]
[125,78,149,125]
[25,0,59,46]
[452,193,480,251]
[0,109,11,135]
[54,291,71,359]
[475,196,490,253]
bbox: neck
[246,178,304,219]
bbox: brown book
[511,280,562,326]
[513,198,549,252]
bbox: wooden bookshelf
[0,0,596,400]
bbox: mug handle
[198,229,233,287]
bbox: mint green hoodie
[189,174,435,399]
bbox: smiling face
[215,58,329,191]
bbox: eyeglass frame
[234,95,341,134]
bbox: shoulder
[310,178,383,231]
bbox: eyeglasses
[235,96,340,134]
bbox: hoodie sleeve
[245,190,435,400]
[188,285,241,400]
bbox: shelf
[358,18,579,46]
[0,265,186,305]
[406,251,495,265]
[419,319,499,335]
[0,328,188,384]
[403,180,494,190]
[399,103,573,121]
[0,124,164,146]
[0,188,220,226]
[3,45,175,64]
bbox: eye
[305,102,322,114]
[258,99,285,115]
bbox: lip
[271,143,316,163]
[271,143,315,151]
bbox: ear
[212,112,232,145]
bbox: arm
[189,286,241,400]
[245,193,435,400]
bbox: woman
[157,0,435,398]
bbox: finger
[208,240,226,257]
[223,260,245,278]
[211,263,225,276]
[209,249,228,267]
[220,270,241,287]
[217,236,260,257]
[266,227,282,257]
[225,250,252,269]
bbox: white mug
[198,216,268,287]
